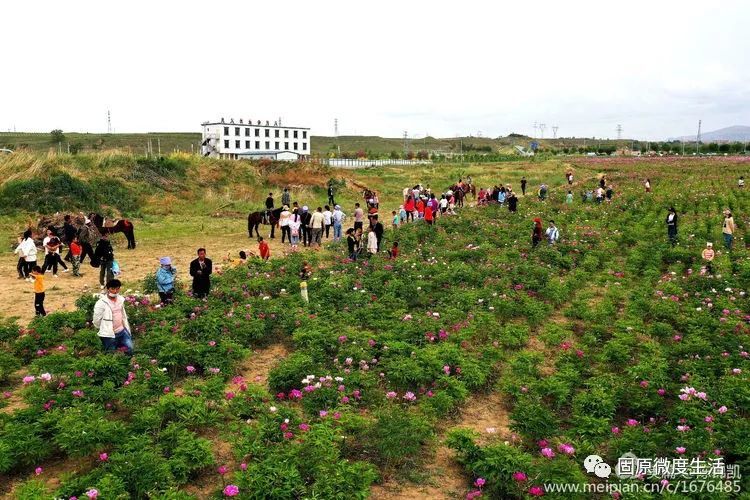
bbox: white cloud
[1,0,748,140]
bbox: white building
[201,118,310,160]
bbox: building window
[302,142,307,150]
[265,141,270,149]
[224,140,229,148]
[265,129,269,137]
[255,128,260,136]
[235,127,240,135]
[275,129,280,138]
[255,141,260,149]
[245,128,250,136]
[245,141,250,149]
[293,142,298,150]
[275,141,279,149]
[293,130,298,138]
[223,127,229,135]
[235,140,240,148]
[303,131,307,139]
[284,130,289,138]
[284,142,288,150]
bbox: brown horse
[89,213,136,249]
[449,185,466,208]
[248,208,282,238]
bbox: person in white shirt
[279,205,292,244]
[545,220,560,245]
[367,227,378,255]
[93,279,133,355]
[15,229,37,280]
[332,205,346,241]
[323,205,333,239]
[309,207,325,247]
[289,210,302,250]
[41,229,68,276]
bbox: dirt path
[0,227,332,325]
[371,388,511,499]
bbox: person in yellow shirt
[722,209,736,250]
[701,242,715,275]
[31,265,46,316]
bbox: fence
[321,158,433,169]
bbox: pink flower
[537,439,549,448]
[529,485,545,496]
[333,412,341,419]
[718,405,728,414]
[217,465,228,475]
[705,416,714,423]
[386,391,397,399]
[299,423,310,432]
[732,368,742,375]
[338,335,348,343]
[35,466,43,475]
[558,443,575,455]
[72,390,84,398]
[186,365,196,373]
[240,462,247,471]
[368,339,376,347]
[675,447,686,454]
[640,380,649,388]
[611,426,621,434]
[443,365,451,375]
[40,373,52,382]
[657,388,666,396]
[540,447,555,458]
[99,453,108,461]
[223,485,240,497]
[512,471,527,482]
[85,489,99,499]
[22,376,36,384]
[163,386,171,394]
[403,391,417,402]
[225,391,235,400]
[283,432,294,439]
[319,410,328,417]
[474,477,486,488]
[626,419,638,427]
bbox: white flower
[284,418,289,424]
[269,406,278,413]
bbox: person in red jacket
[416,198,425,219]
[424,204,434,226]
[532,218,543,248]
[258,237,270,261]
[404,196,415,222]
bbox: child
[367,227,378,256]
[399,205,407,225]
[392,210,400,230]
[346,228,358,261]
[31,265,46,316]
[566,191,573,204]
[258,237,270,260]
[701,242,715,275]
[389,241,399,259]
[70,236,82,277]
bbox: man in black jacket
[300,206,312,247]
[327,184,335,206]
[189,248,213,298]
[94,233,115,288]
[264,192,274,224]
[372,215,384,252]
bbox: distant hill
[672,125,750,143]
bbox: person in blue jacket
[156,256,177,305]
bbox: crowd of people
[11,171,745,357]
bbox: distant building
[201,118,310,160]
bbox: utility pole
[696,119,702,155]
[403,131,408,156]
[157,138,161,156]
[539,123,546,139]
[552,126,559,139]
[616,124,623,140]
[334,118,340,157]
[533,122,538,139]
[107,110,112,134]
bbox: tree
[50,129,65,144]
[389,150,400,160]
[69,142,83,155]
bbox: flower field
[2,157,750,499]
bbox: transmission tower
[552,126,559,139]
[533,121,538,138]
[403,131,408,155]
[107,110,112,134]
[616,124,622,140]
[696,119,702,154]
[334,118,340,156]
[539,123,546,139]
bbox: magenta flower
[223,485,240,497]
[34,466,43,475]
[217,465,228,475]
[474,477,486,488]
[319,410,328,417]
[657,388,666,396]
[85,489,99,499]
[225,391,235,400]
[240,462,247,471]
[540,447,555,458]
[512,471,527,482]
[529,485,545,496]
[626,419,638,426]
[99,453,108,461]
[186,365,196,373]
[299,423,310,432]
[22,375,36,384]
[386,391,397,399]
[675,447,686,454]
[338,335,348,343]
[718,405,728,414]
[403,391,417,402]
[558,443,575,455]
[71,390,84,398]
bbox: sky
[1,0,748,141]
